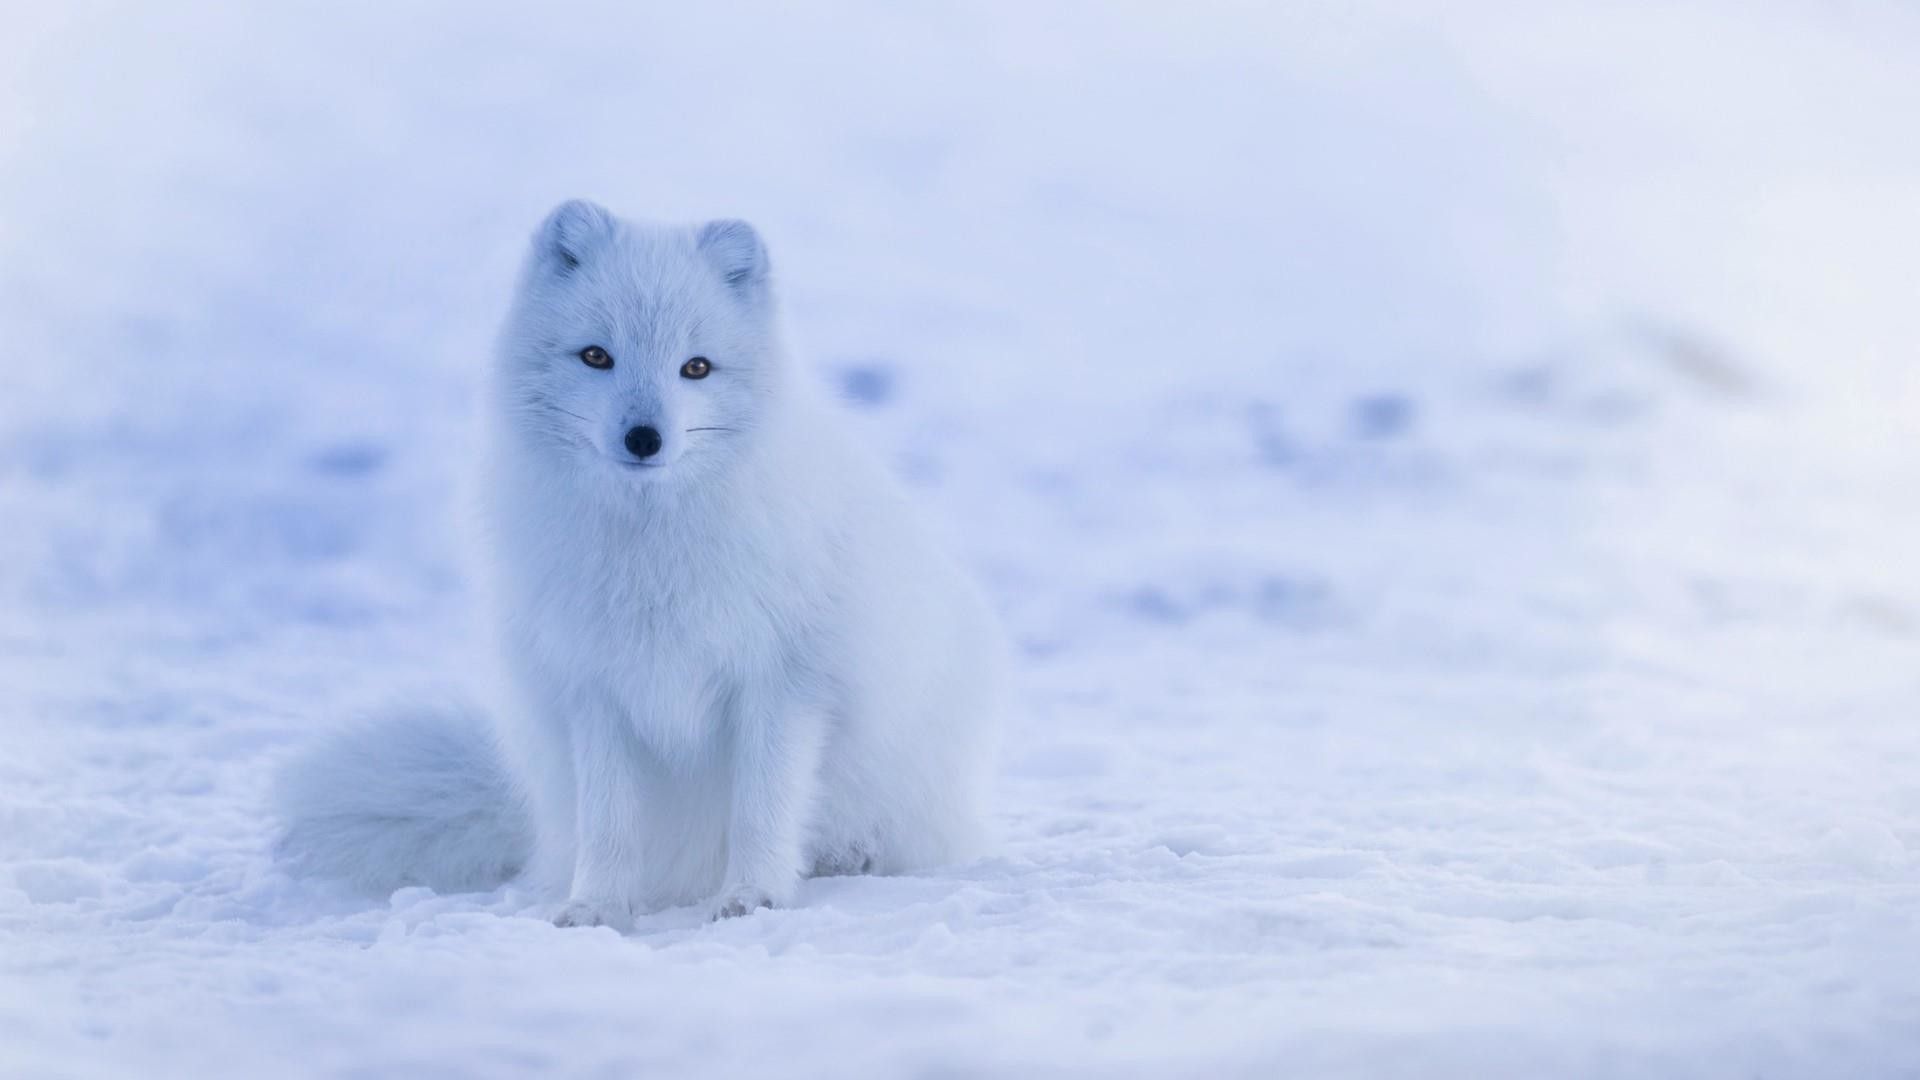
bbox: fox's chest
[502,520,805,752]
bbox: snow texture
[3,3,1919,1077]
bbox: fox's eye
[579,345,613,369]
[681,356,712,380]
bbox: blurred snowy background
[3,2,1918,1076]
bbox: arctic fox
[276,201,1004,926]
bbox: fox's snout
[624,425,664,460]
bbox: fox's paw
[553,897,633,931]
[810,846,876,878]
[710,884,776,921]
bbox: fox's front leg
[712,690,826,920]
[553,711,649,931]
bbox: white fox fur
[276,201,1004,925]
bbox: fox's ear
[696,219,770,297]
[535,199,615,275]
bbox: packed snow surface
[3,4,1919,1077]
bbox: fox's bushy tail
[274,702,532,895]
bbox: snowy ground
[3,3,1919,1077]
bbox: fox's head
[493,200,781,484]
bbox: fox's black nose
[624,425,662,460]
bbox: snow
[4,3,1919,1076]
